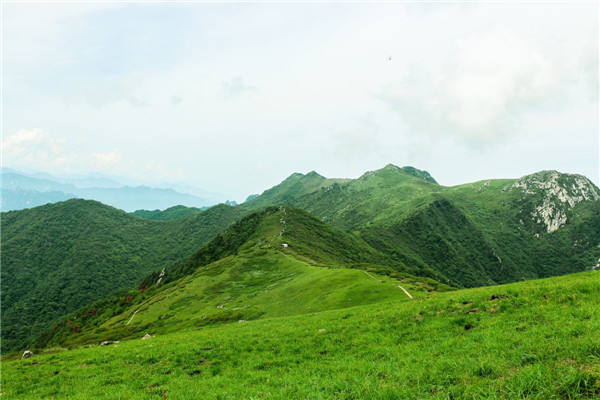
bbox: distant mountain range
[0,169,225,212]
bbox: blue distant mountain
[1,170,216,212]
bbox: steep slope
[361,198,507,287]
[154,206,414,286]
[32,207,451,350]
[442,172,600,282]
[1,200,247,353]
[6,270,600,399]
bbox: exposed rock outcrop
[511,171,600,233]
[22,350,34,359]
[100,340,120,346]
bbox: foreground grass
[4,271,600,399]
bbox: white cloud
[579,37,599,101]
[1,129,129,174]
[63,73,150,109]
[1,129,67,168]
[91,149,122,169]
[378,29,563,144]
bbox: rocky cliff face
[510,171,600,233]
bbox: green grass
[4,271,599,399]
[5,165,600,360]
[64,250,418,348]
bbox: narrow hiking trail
[126,310,139,325]
[396,284,414,299]
[361,270,413,299]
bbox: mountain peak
[305,170,325,179]
[511,170,599,202]
[361,164,438,184]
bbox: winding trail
[361,270,413,299]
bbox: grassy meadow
[4,270,599,399]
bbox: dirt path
[362,270,413,299]
[126,309,139,325]
[396,285,414,299]
[362,270,379,281]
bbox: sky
[2,2,599,202]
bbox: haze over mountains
[0,168,229,212]
[2,164,599,356]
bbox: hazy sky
[2,2,598,201]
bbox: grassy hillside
[242,170,350,211]
[36,250,434,351]
[158,206,419,285]
[243,164,441,229]
[5,270,599,399]
[1,200,247,353]
[31,206,450,350]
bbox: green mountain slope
[1,200,247,353]
[243,164,440,229]
[242,165,600,288]
[242,171,350,211]
[31,206,451,350]
[5,270,599,399]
